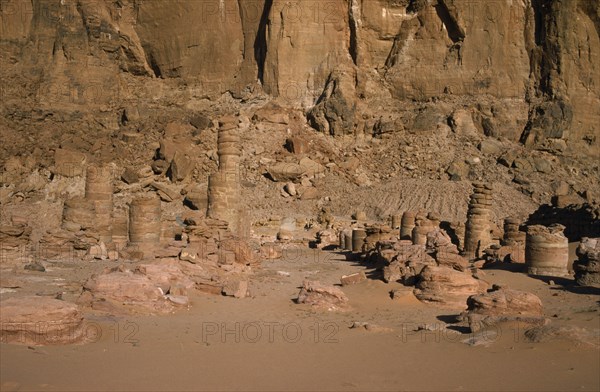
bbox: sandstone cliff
[1,0,598,153]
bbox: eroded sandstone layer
[0,0,598,154]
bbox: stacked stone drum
[85,165,113,243]
[464,182,493,259]
[129,196,161,245]
[525,224,569,277]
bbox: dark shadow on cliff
[254,0,273,83]
[526,203,600,241]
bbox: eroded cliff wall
[1,0,598,152]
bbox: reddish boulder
[1,296,85,345]
[414,266,488,309]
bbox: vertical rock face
[523,0,600,152]
[261,0,352,106]
[134,0,257,90]
[383,0,530,99]
[0,0,598,153]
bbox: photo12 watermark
[201,321,339,344]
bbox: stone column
[129,195,161,245]
[62,197,94,232]
[502,217,525,246]
[391,214,401,230]
[412,213,434,246]
[207,116,245,236]
[85,165,113,243]
[525,224,569,277]
[464,182,493,259]
[400,211,416,240]
[344,230,353,251]
[111,209,129,248]
[352,229,367,252]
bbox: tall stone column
[85,165,113,243]
[464,182,493,259]
[207,116,246,236]
[129,195,161,245]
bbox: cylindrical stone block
[92,200,112,243]
[391,214,401,230]
[111,209,129,246]
[352,229,367,252]
[129,196,161,244]
[526,224,569,277]
[464,183,493,259]
[62,197,95,232]
[400,211,416,240]
[344,231,353,251]
[85,165,113,202]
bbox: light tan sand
[1,250,598,391]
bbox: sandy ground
[1,249,599,392]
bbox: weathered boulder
[222,279,249,299]
[267,163,305,182]
[459,286,546,332]
[383,246,436,285]
[1,297,85,345]
[136,260,196,294]
[340,272,367,286]
[574,238,600,288]
[80,266,174,314]
[297,280,349,311]
[414,266,488,309]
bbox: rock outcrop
[574,238,600,288]
[413,266,488,309]
[296,280,349,311]
[459,286,547,332]
[0,296,86,345]
[1,1,598,152]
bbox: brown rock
[459,286,546,332]
[53,149,87,177]
[340,271,367,286]
[136,260,195,294]
[414,266,488,309]
[260,243,283,260]
[297,280,349,311]
[574,237,600,288]
[169,151,194,182]
[1,296,85,345]
[268,163,304,182]
[222,279,249,299]
[285,137,308,154]
[80,266,174,314]
[253,105,289,124]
